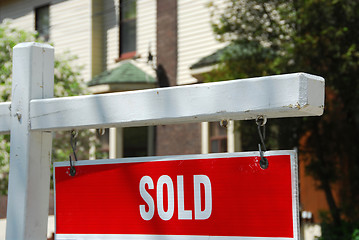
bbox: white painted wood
[30,73,324,131]
[109,127,123,158]
[201,122,209,154]
[6,43,54,240]
[227,120,235,153]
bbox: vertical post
[201,122,209,154]
[227,120,235,153]
[109,127,123,158]
[6,43,54,240]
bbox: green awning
[88,61,156,86]
[190,42,276,70]
[190,46,229,70]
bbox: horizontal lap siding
[137,0,157,65]
[51,0,92,82]
[103,0,119,70]
[0,0,92,82]
[177,0,226,85]
[0,0,46,32]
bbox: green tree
[292,1,359,238]
[208,0,359,238]
[0,22,105,195]
[206,0,295,79]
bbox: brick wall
[0,195,7,218]
[156,0,201,155]
[156,124,201,156]
[156,0,177,86]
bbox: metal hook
[97,128,106,136]
[69,130,78,176]
[256,116,268,169]
[220,119,228,128]
[258,144,268,169]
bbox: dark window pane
[121,0,136,20]
[120,0,136,55]
[211,140,219,153]
[120,19,136,54]
[220,139,227,152]
[124,127,148,157]
[35,5,49,41]
[218,125,227,136]
[209,122,228,153]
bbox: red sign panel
[54,151,299,240]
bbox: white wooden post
[6,43,54,240]
[109,127,123,158]
[201,122,210,154]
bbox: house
[0,0,235,158]
[0,0,326,239]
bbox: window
[120,0,136,58]
[123,127,149,157]
[35,5,50,41]
[209,122,227,153]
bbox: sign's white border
[54,150,299,240]
[55,235,294,240]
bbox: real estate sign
[54,151,299,240]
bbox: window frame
[118,0,137,60]
[35,4,50,42]
[209,122,228,153]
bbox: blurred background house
[0,0,330,239]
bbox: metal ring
[220,120,228,128]
[255,115,267,126]
[98,128,106,136]
[71,129,78,138]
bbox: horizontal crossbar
[0,73,324,133]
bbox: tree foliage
[0,22,105,195]
[292,1,359,237]
[208,0,359,238]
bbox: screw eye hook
[69,130,78,176]
[220,119,228,128]
[256,116,268,169]
[258,144,268,169]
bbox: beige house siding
[92,0,104,77]
[0,0,93,82]
[102,0,156,75]
[137,0,156,65]
[103,0,119,70]
[51,0,92,81]
[0,0,43,31]
[0,0,157,82]
[177,0,226,85]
